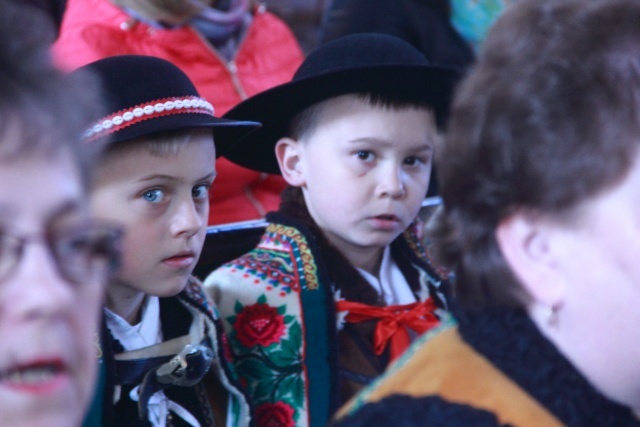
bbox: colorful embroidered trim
[267,223,320,291]
[82,96,215,142]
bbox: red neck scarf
[336,298,440,361]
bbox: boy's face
[91,134,216,315]
[284,95,435,267]
[0,148,104,427]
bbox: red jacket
[53,0,304,224]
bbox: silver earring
[547,304,559,328]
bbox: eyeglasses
[0,222,123,286]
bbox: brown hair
[288,92,435,142]
[0,1,102,189]
[430,0,640,308]
[97,128,212,167]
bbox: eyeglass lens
[0,223,122,285]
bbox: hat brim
[106,112,260,158]
[222,65,459,174]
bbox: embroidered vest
[205,219,447,427]
[338,316,564,427]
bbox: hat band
[83,96,215,143]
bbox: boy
[334,1,640,426]
[76,55,258,426]
[204,33,458,426]
[0,2,122,426]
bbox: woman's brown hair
[430,0,640,309]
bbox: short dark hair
[287,91,435,141]
[0,1,101,187]
[430,0,640,308]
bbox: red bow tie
[336,298,439,361]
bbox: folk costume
[335,308,640,427]
[201,34,461,426]
[52,0,304,225]
[73,56,259,427]
[100,277,251,427]
[204,189,449,427]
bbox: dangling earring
[95,331,103,359]
[547,304,559,328]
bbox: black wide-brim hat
[222,33,461,174]
[75,55,259,156]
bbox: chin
[29,414,82,427]
[156,278,190,297]
[2,403,83,427]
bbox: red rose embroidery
[234,303,285,347]
[255,402,295,427]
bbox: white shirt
[104,295,162,351]
[357,246,417,306]
[105,296,200,427]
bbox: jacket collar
[456,306,639,425]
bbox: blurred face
[0,148,104,427]
[294,96,435,271]
[549,153,640,410]
[91,134,215,322]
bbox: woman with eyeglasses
[0,3,122,427]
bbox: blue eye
[192,184,209,200]
[142,189,165,203]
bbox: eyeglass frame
[0,220,124,287]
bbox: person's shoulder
[251,6,293,29]
[52,0,132,70]
[333,394,509,427]
[202,229,284,290]
[179,275,216,312]
[247,6,302,49]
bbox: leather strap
[115,335,192,361]
[112,303,215,422]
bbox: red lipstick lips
[0,359,68,394]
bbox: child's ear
[495,212,566,306]
[275,137,305,186]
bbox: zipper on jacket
[189,4,266,102]
[226,59,248,100]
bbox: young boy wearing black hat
[76,55,257,427]
[203,33,458,427]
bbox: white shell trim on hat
[83,96,215,141]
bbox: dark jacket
[94,278,251,427]
[321,0,474,70]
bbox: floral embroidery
[214,218,447,426]
[226,295,304,422]
[233,299,286,347]
[255,402,296,427]
[233,250,297,293]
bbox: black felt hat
[222,33,461,174]
[76,55,260,156]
